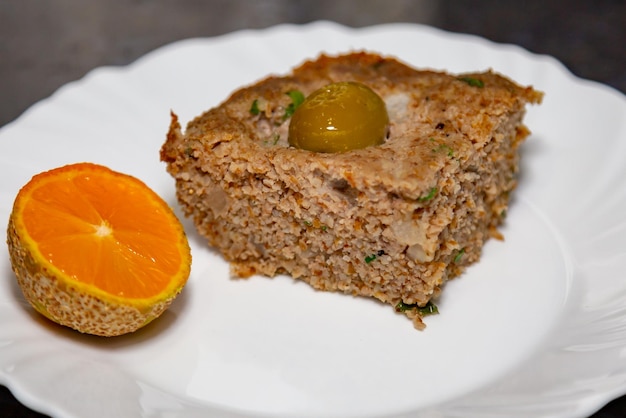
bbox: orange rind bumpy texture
[7,163,191,336]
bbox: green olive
[288,81,389,153]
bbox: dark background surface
[1,0,625,417]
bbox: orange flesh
[18,165,185,299]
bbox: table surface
[1,1,625,417]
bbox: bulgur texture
[161,52,542,329]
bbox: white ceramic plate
[2,21,626,418]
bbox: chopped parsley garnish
[453,248,465,263]
[419,302,439,316]
[433,143,454,157]
[418,187,438,202]
[282,90,305,120]
[250,99,260,115]
[263,133,281,146]
[365,254,377,264]
[395,300,439,316]
[304,219,328,231]
[365,250,385,264]
[458,77,484,88]
[430,137,454,157]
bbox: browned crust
[161,52,542,329]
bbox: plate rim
[2,20,626,418]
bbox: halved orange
[6,163,191,336]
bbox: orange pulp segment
[7,162,192,336]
